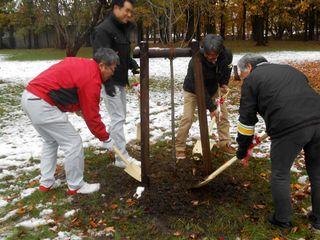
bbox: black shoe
[307,212,320,230]
[268,214,293,230]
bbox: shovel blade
[192,140,215,156]
[125,163,142,182]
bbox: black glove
[236,133,253,159]
[104,80,116,97]
[236,147,248,160]
[132,68,140,75]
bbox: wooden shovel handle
[113,146,130,165]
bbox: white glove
[102,138,115,152]
[132,82,140,94]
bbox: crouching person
[236,54,320,230]
[21,48,119,195]
[175,34,235,160]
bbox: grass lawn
[0,40,319,61]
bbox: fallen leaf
[110,204,118,209]
[243,182,251,188]
[291,226,299,233]
[292,183,302,190]
[260,172,267,177]
[126,199,135,207]
[89,219,97,228]
[253,204,266,209]
[191,200,199,206]
[28,180,39,188]
[173,231,182,236]
[17,207,26,215]
[105,226,115,233]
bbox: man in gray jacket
[92,0,140,168]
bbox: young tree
[35,0,110,56]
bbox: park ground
[0,41,320,239]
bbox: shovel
[192,89,230,155]
[113,146,142,182]
[192,133,268,188]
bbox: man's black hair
[112,0,136,8]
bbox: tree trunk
[205,15,214,34]
[196,8,201,41]
[146,26,149,43]
[153,23,157,43]
[304,13,308,41]
[9,25,16,49]
[219,0,226,38]
[264,9,269,43]
[33,31,39,49]
[309,7,315,41]
[252,15,265,45]
[137,20,143,43]
[0,29,3,49]
[185,7,194,42]
[242,0,246,40]
[27,29,32,49]
[316,10,319,40]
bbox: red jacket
[26,57,109,141]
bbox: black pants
[270,124,320,222]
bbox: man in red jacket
[21,48,119,195]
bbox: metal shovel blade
[192,133,269,189]
[192,156,238,188]
[192,120,216,156]
[113,146,142,182]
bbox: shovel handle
[113,146,130,165]
[193,132,269,188]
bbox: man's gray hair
[202,34,224,54]
[237,54,268,72]
[93,48,119,66]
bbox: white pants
[21,90,84,189]
[101,85,129,161]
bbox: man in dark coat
[92,0,140,168]
[176,34,236,159]
[236,53,320,230]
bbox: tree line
[0,0,319,56]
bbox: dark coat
[183,47,233,112]
[237,63,320,158]
[92,13,139,96]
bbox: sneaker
[67,182,100,195]
[218,142,236,155]
[113,159,127,168]
[267,214,293,230]
[127,156,141,167]
[39,179,61,192]
[308,212,320,230]
[176,151,186,160]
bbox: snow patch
[16,217,54,229]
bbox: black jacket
[183,47,233,112]
[237,63,320,158]
[92,13,139,96]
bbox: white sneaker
[127,157,141,167]
[67,182,100,195]
[39,179,62,192]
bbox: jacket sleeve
[78,74,109,142]
[92,28,112,54]
[236,77,258,159]
[129,57,139,70]
[185,58,216,112]
[219,49,233,86]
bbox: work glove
[102,138,115,152]
[132,82,140,94]
[132,68,140,75]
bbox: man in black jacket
[176,34,235,159]
[236,53,320,230]
[92,0,140,168]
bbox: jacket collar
[109,12,132,31]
